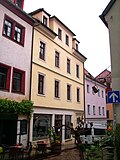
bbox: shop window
[65,115,71,139]
[33,114,52,141]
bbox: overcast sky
[24,0,111,77]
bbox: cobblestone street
[44,148,80,160]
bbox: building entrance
[0,114,17,145]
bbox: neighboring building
[84,69,107,131]
[0,0,34,146]
[29,8,86,144]
[96,69,113,128]
[100,0,120,125]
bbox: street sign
[108,91,120,103]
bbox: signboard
[108,91,120,103]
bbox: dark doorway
[0,114,17,145]
[55,115,62,141]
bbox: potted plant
[48,127,61,154]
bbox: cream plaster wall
[31,24,85,112]
[50,18,73,52]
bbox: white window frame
[38,73,46,95]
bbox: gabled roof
[29,8,51,17]
[50,16,76,36]
[99,0,116,27]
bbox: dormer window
[76,43,78,51]
[58,28,62,40]
[11,0,24,9]
[43,16,47,26]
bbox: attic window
[43,16,47,26]
[76,43,78,51]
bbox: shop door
[0,114,17,145]
[55,115,62,141]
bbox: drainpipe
[28,25,34,144]
[83,63,86,124]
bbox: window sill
[37,93,46,97]
[0,88,9,92]
[12,91,25,95]
[3,34,24,47]
[54,97,60,100]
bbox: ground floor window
[33,114,52,141]
[65,115,71,139]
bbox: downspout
[28,25,34,143]
[83,63,86,124]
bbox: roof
[50,16,76,36]
[29,8,51,17]
[99,0,116,27]
[33,17,57,37]
[84,69,106,87]
[0,0,34,25]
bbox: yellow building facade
[29,8,86,144]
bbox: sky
[24,0,111,77]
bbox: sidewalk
[44,148,80,160]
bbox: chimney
[10,0,24,9]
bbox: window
[98,89,100,97]
[98,106,101,115]
[67,58,70,73]
[3,19,12,37]
[39,41,46,60]
[43,16,47,26]
[0,63,11,91]
[58,28,62,40]
[76,43,78,50]
[66,34,69,46]
[102,90,104,98]
[38,74,45,95]
[102,107,105,115]
[67,84,71,101]
[3,15,25,45]
[87,105,90,115]
[76,64,79,78]
[65,115,71,139]
[55,51,60,68]
[77,88,80,102]
[93,105,95,115]
[55,80,60,98]
[87,84,90,93]
[14,0,24,9]
[12,68,25,94]
[33,114,52,140]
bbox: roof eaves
[29,8,51,17]
[50,16,76,36]
[99,0,116,27]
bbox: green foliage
[48,127,61,144]
[115,124,120,160]
[0,98,34,118]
